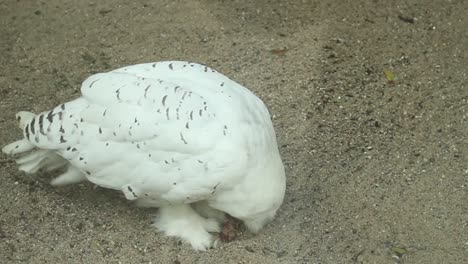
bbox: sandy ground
[0,0,467,263]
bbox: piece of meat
[219,215,243,242]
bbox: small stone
[245,246,254,252]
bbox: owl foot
[153,204,220,251]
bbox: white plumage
[2,61,286,250]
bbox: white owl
[2,61,286,250]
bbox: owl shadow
[24,167,157,224]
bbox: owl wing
[73,62,249,203]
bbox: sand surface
[0,1,466,263]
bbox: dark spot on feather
[57,112,63,120]
[38,114,45,135]
[30,118,36,134]
[106,143,109,146]
[180,132,188,144]
[166,108,170,120]
[152,63,156,68]
[168,63,173,70]
[80,118,83,123]
[66,147,71,151]
[71,148,77,152]
[99,127,102,134]
[136,144,140,149]
[79,157,84,161]
[164,160,169,164]
[115,88,121,100]
[34,136,39,143]
[134,117,138,123]
[59,125,65,133]
[162,95,168,106]
[198,160,203,163]
[103,110,107,116]
[204,66,208,72]
[89,79,99,88]
[182,91,188,100]
[148,153,152,158]
[73,123,79,128]
[16,115,21,121]
[127,186,133,192]
[60,135,67,143]
[60,104,65,110]
[46,111,54,123]
[144,193,149,196]
[189,111,193,120]
[199,109,203,117]
[185,122,189,129]
[69,114,73,118]
[144,85,151,98]
[174,86,180,93]
[220,82,224,87]
[86,171,91,175]
[113,132,116,136]
[204,106,207,111]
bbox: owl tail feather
[3,111,68,174]
[2,139,35,155]
[16,149,68,174]
[3,140,67,174]
[2,111,37,154]
[16,111,35,129]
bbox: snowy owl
[2,61,286,250]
